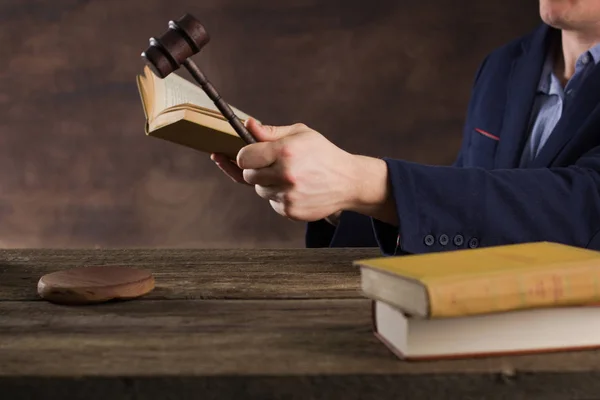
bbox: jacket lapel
[494,24,557,169]
[529,61,600,167]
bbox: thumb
[244,118,301,142]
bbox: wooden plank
[2,299,600,377]
[0,248,380,301]
[3,298,600,399]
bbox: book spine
[427,262,600,317]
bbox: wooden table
[2,248,600,399]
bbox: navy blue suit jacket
[305,23,600,255]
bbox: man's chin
[540,13,575,30]
[539,2,573,29]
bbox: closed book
[354,241,600,318]
[372,299,600,360]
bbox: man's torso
[458,23,600,171]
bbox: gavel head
[141,14,210,78]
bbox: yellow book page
[149,65,252,121]
[354,242,600,281]
[136,72,153,120]
[164,103,231,121]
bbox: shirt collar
[537,48,556,95]
[537,42,600,95]
[585,42,600,65]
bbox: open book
[136,65,255,160]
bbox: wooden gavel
[141,14,257,144]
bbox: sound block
[38,265,155,305]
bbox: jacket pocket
[465,128,499,169]
[474,128,500,141]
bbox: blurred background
[1,0,539,248]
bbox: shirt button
[468,238,479,249]
[439,234,449,246]
[582,53,590,64]
[424,235,435,246]
[453,234,464,246]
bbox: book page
[161,71,252,120]
[135,75,149,119]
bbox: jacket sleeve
[374,146,600,254]
[304,56,490,251]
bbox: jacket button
[468,238,479,248]
[424,235,435,246]
[453,234,464,246]
[439,234,449,246]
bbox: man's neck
[555,29,600,84]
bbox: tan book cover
[355,241,600,318]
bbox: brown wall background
[0,0,540,248]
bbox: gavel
[141,14,257,144]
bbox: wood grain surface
[0,0,540,248]
[2,299,600,377]
[3,248,600,399]
[0,299,600,376]
[0,247,379,301]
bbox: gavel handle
[182,59,257,144]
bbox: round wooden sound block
[37,265,155,305]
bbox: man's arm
[356,147,600,254]
[232,116,600,255]
[302,54,490,250]
[303,129,600,255]
[211,133,385,249]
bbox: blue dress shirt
[520,42,600,166]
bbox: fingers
[243,164,292,186]
[267,195,302,222]
[210,153,248,185]
[245,118,310,142]
[211,152,290,187]
[237,119,313,169]
[213,118,312,186]
[255,185,286,203]
[268,199,289,219]
[236,142,279,170]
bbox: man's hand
[211,118,397,225]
